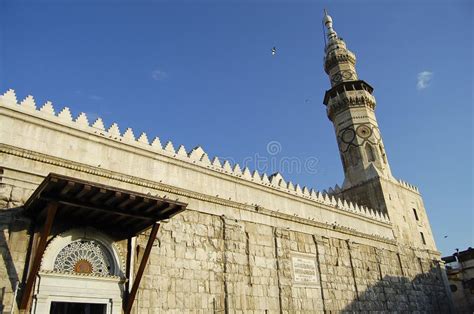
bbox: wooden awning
[20,173,187,312]
[23,173,187,239]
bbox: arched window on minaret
[379,144,387,164]
[365,143,376,162]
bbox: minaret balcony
[323,80,374,104]
[323,81,376,120]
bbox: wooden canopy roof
[23,173,187,239]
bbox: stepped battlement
[397,178,420,193]
[324,177,420,196]
[0,89,390,224]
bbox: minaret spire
[323,10,338,43]
[322,11,358,85]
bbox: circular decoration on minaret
[340,128,356,143]
[356,125,372,138]
[331,73,342,83]
[341,70,354,80]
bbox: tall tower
[321,11,438,251]
[322,11,392,189]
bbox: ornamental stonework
[337,123,381,153]
[327,95,376,121]
[53,240,113,276]
[324,51,356,73]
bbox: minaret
[322,11,392,189]
[320,12,438,252]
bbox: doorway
[50,302,107,314]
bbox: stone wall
[0,181,452,313]
[132,209,450,313]
[332,177,438,251]
[0,183,33,313]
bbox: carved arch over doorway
[41,227,125,277]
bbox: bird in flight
[271,47,276,56]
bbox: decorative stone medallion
[74,259,93,274]
[341,70,355,80]
[356,124,372,138]
[341,128,356,144]
[54,240,113,276]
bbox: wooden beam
[78,206,103,222]
[60,181,75,196]
[141,200,160,214]
[90,188,107,203]
[20,202,58,310]
[92,211,121,226]
[75,184,92,199]
[105,213,127,226]
[118,195,136,209]
[124,223,160,314]
[40,196,156,221]
[105,191,122,206]
[158,204,176,217]
[131,198,149,211]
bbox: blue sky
[1,0,472,256]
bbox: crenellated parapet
[0,89,391,225]
[322,182,390,223]
[324,49,356,74]
[397,178,420,194]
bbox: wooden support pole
[124,223,160,314]
[123,237,132,309]
[19,202,58,310]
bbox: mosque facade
[0,12,453,313]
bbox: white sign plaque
[292,254,318,285]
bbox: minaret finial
[322,9,338,43]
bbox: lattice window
[53,240,113,276]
